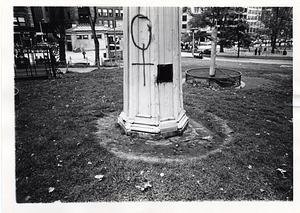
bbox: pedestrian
[254,48,257,55]
[82,48,86,59]
[199,51,203,59]
[283,48,287,55]
[258,47,261,55]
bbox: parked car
[202,49,211,55]
[194,48,211,59]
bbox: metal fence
[14,45,59,80]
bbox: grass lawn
[14,57,293,202]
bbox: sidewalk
[181,51,293,65]
[65,50,293,71]
[66,50,106,66]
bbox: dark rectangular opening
[157,64,173,83]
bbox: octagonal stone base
[118,109,189,139]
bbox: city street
[66,49,293,68]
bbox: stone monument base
[118,109,189,139]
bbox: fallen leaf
[48,187,55,193]
[160,173,165,177]
[88,161,92,165]
[276,168,287,179]
[248,165,252,170]
[201,135,213,141]
[95,175,104,181]
[276,168,286,174]
[25,196,31,201]
[144,182,152,189]
[135,185,143,190]
[135,182,152,192]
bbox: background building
[14,7,36,46]
[246,7,263,34]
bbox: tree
[226,19,251,57]
[260,7,293,53]
[188,7,252,56]
[188,7,227,76]
[87,7,100,68]
[49,7,67,64]
[188,7,231,53]
[182,7,192,14]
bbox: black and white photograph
[2,1,299,213]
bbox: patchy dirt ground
[95,112,234,163]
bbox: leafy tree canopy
[188,7,253,50]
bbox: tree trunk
[93,34,100,68]
[271,35,277,53]
[209,27,217,77]
[237,29,240,58]
[59,8,66,64]
[220,43,224,53]
[59,40,66,64]
[89,7,100,69]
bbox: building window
[103,9,108,17]
[115,9,119,16]
[182,24,187,29]
[76,35,83,39]
[120,9,123,17]
[109,9,113,17]
[98,9,102,17]
[66,35,71,40]
[182,15,187,22]
[13,17,18,26]
[99,20,103,25]
[91,34,102,39]
[110,20,114,28]
[83,35,89,39]
[14,16,26,26]
[103,20,108,27]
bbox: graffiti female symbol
[131,14,154,86]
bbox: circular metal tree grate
[185,67,242,88]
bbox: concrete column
[118,7,188,138]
